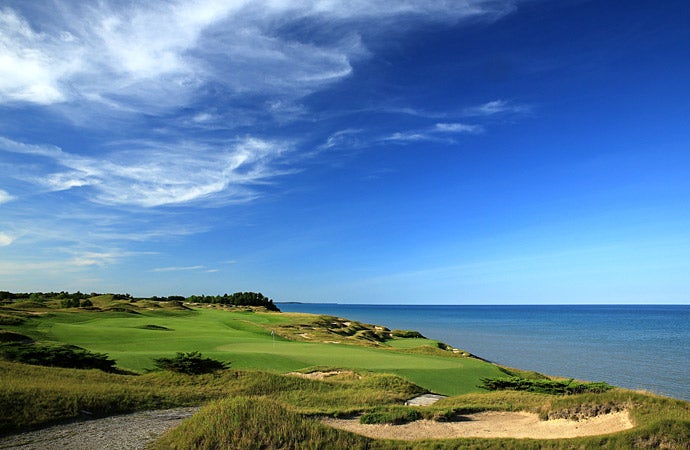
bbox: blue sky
[1,0,689,304]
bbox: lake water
[277,304,690,401]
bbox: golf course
[1,293,689,449]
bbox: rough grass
[151,389,690,450]
[152,396,373,450]
[0,359,422,433]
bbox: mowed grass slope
[5,306,504,396]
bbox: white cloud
[0,232,13,246]
[0,8,71,104]
[320,129,363,150]
[382,132,431,143]
[435,123,483,133]
[70,252,120,267]
[463,99,529,116]
[0,249,125,274]
[0,189,13,204]
[382,122,482,143]
[151,265,205,272]
[0,136,293,207]
[0,1,516,114]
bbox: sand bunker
[322,410,633,440]
[287,370,358,380]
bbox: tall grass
[152,397,373,450]
[151,389,690,450]
[0,360,422,433]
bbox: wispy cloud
[0,135,293,207]
[0,249,127,275]
[0,1,515,115]
[463,99,530,117]
[0,232,13,246]
[151,265,206,273]
[0,189,13,204]
[382,122,482,143]
[434,123,484,133]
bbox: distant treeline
[0,291,108,302]
[184,292,279,311]
[0,290,279,312]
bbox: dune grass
[0,359,422,433]
[152,390,690,450]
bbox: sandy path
[322,410,634,440]
[0,407,199,450]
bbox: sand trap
[322,410,633,440]
[287,370,358,380]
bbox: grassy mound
[152,396,372,450]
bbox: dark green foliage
[359,407,423,425]
[153,351,228,374]
[2,290,280,311]
[60,294,93,308]
[391,329,425,339]
[185,291,280,311]
[0,331,33,342]
[60,298,81,308]
[0,313,25,325]
[0,342,115,372]
[479,376,613,395]
[139,324,172,331]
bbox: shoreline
[278,303,690,402]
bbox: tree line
[0,290,279,311]
[185,292,279,311]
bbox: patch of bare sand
[322,410,633,440]
[287,370,358,380]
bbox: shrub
[0,314,25,325]
[0,331,33,343]
[391,329,425,339]
[0,342,116,372]
[153,351,228,375]
[479,376,614,395]
[359,407,422,425]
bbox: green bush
[479,376,613,395]
[153,351,228,375]
[0,331,33,343]
[391,329,425,339]
[0,342,115,372]
[0,314,25,325]
[359,407,422,425]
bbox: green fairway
[10,307,503,395]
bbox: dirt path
[0,407,199,450]
[322,410,634,440]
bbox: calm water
[277,304,690,401]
